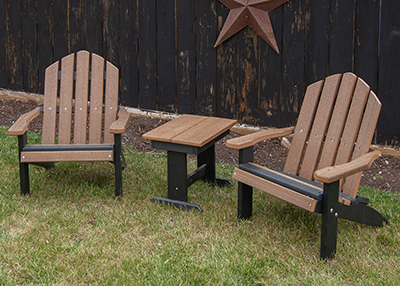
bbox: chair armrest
[109,107,131,134]
[226,126,294,150]
[314,151,381,184]
[8,107,41,136]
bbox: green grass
[0,126,399,285]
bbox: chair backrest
[283,73,381,198]
[42,50,119,145]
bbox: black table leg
[152,150,202,211]
[167,150,188,202]
[197,144,233,187]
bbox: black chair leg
[320,181,339,260]
[238,181,253,219]
[19,163,30,195]
[114,134,123,197]
[237,147,254,219]
[18,133,30,195]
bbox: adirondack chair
[8,50,130,197]
[226,73,387,259]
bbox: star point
[215,0,289,54]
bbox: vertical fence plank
[53,1,69,60]
[260,5,283,128]
[86,0,103,55]
[237,28,260,125]
[120,0,139,107]
[197,1,217,116]
[304,0,330,86]
[138,0,157,110]
[104,0,120,67]
[176,0,196,114]
[6,0,23,91]
[354,0,380,92]
[37,0,53,94]
[21,0,38,93]
[280,0,305,127]
[377,0,400,144]
[70,0,86,53]
[0,0,8,89]
[216,2,238,120]
[329,0,355,74]
[156,0,176,112]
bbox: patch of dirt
[1,98,399,193]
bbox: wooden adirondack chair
[226,72,387,259]
[8,50,130,197]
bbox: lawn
[0,126,399,285]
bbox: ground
[1,98,399,193]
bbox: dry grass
[0,127,399,285]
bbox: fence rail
[0,0,399,144]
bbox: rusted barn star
[214,0,289,54]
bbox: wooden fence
[0,0,399,144]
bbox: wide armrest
[8,107,41,136]
[314,151,381,184]
[226,126,294,150]
[109,107,131,134]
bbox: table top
[142,115,237,147]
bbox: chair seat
[21,144,114,163]
[236,163,362,213]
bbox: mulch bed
[1,98,399,193]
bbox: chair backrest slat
[103,61,119,144]
[58,53,75,144]
[73,51,90,144]
[299,74,342,180]
[342,91,381,197]
[88,53,105,144]
[42,61,59,144]
[318,73,357,170]
[283,80,323,175]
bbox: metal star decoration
[214,0,289,54]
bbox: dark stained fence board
[176,0,196,114]
[37,0,53,94]
[120,0,139,107]
[377,0,400,144]
[280,0,305,127]
[86,0,103,55]
[304,0,330,86]
[103,0,121,68]
[6,0,23,91]
[156,0,176,113]
[329,0,355,75]
[69,0,86,53]
[21,0,38,93]
[216,2,238,120]
[53,0,69,61]
[260,5,284,128]
[354,0,380,92]
[196,1,217,116]
[138,0,157,110]
[237,28,260,126]
[0,0,8,88]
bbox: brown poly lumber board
[143,115,237,147]
[21,150,114,163]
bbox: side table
[142,114,237,210]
